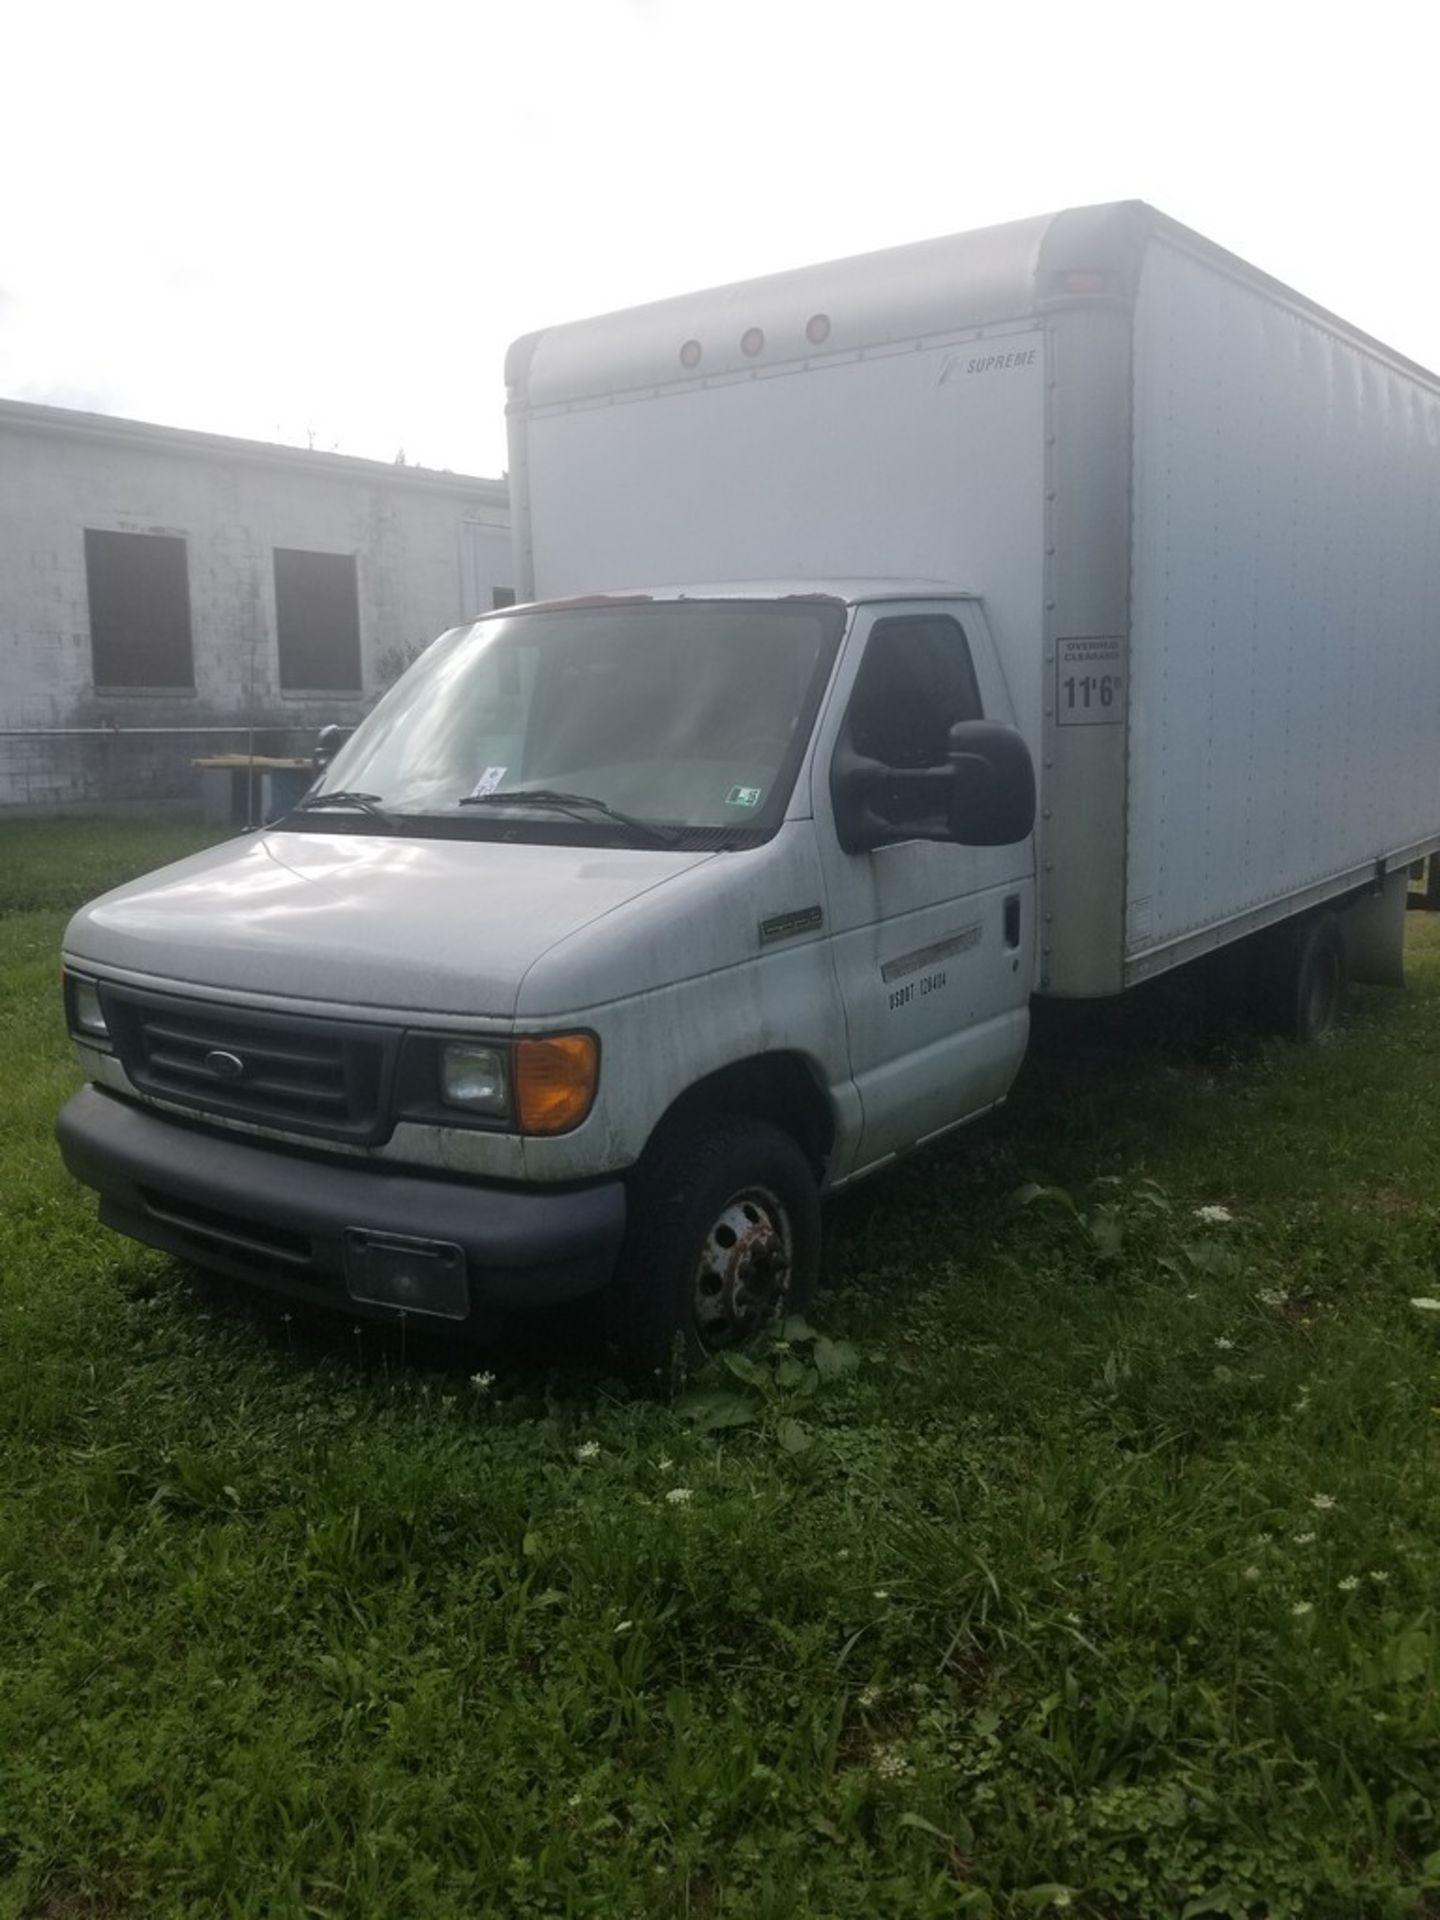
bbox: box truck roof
[508,199,1440,412]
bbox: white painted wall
[0,410,511,808]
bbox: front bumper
[56,1085,627,1332]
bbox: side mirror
[313,723,353,771]
[831,719,1035,853]
[946,720,1036,847]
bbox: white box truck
[57,202,1440,1367]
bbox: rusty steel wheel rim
[692,1184,793,1346]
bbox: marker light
[515,1033,599,1135]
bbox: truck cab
[57,584,1036,1365]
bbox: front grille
[102,986,400,1144]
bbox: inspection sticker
[725,785,763,808]
[470,765,508,796]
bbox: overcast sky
[4,0,1435,479]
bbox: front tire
[608,1116,821,1379]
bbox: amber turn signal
[514,1032,599,1135]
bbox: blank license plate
[343,1231,469,1320]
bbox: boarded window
[85,529,194,689]
[274,549,362,691]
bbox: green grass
[2,818,1439,1918]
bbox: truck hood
[62,829,714,1020]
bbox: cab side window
[845,615,982,768]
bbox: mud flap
[1340,870,1408,989]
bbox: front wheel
[608,1116,821,1380]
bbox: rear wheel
[1254,912,1348,1042]
[608,1115,820,1381]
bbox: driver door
[813,602,1034,1178]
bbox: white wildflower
[470,1370,495,1392]
[1242,1565,1261,1583]
[1291,1600,1313,1617]
[1337,1576,1360,1593]
[1194,1205,1234,1225]
[1310,1493,1337,1511]
[1215,1336,1235,1351]
[1257,1287,1289,1308]
[664,1486,693,1506]
[857,1683,883,1709]
[872,1746,913,1782]
[873,1589,890,1601]
[576,1440,601,1462]
[1254,1532,1274,1546]
[614,1619,634,1635]
[656,1455,674,1472]
[1368,1570,1390,1584]
[1292,1531,1317,1545]
[1064,1610,1082,1625]
[1409,1297,1440,1313]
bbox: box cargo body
[506,201,1440,997]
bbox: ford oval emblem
[204,1049,246,1080]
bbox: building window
[85,529,195,690]
[492,586,517,609]
[274,549,362,691]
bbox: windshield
[293,599,843,846]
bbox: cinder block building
[0,400,512,811]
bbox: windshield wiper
[458,787,679,846]
[292,790,398,830]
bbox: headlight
[69,975,110,1040]
[440,1042,509,1115]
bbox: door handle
[1003,895,1022,950]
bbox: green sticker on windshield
[726,785,763,809]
